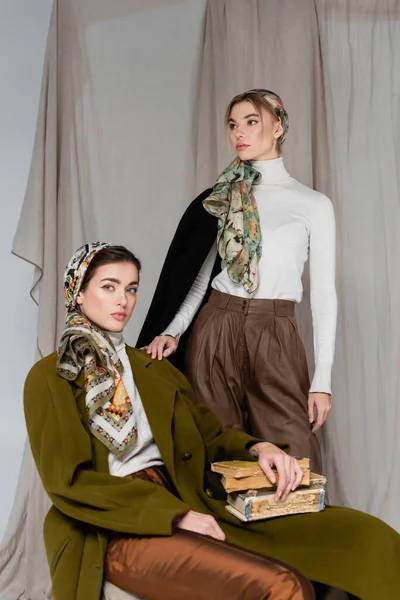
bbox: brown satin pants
[185,290,322,473]
[105,467,315,600]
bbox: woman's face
[76,261,139,332]
[228,101,283,161]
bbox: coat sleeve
[161,243,218,338]
[153,358,290,462]
[24,361,191,536]
[136,188,216,349]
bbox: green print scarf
[203,157,262,294]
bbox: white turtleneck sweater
[163,158,337,394]
[107,331,163,477]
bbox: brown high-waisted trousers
[185,290,322,473]
[105,466,315,600]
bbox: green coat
[24,346,400,600]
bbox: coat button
[205,488,214,498]
[182,452,192,461]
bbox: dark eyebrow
[100,277,139,286]
[228,113,260,123]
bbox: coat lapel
[125,346,177,478]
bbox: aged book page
[225,473,326,522]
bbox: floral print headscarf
[57,242,137,457]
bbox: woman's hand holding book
[248,442,304,502]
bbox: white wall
[0,0,53,539]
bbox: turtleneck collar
[107,330,125,352]
[251,157,291,184]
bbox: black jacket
[136,189,220,370]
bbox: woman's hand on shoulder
[141,334,178,360]
[174,510,225,541]
[249,442,304,502]
[308,392,331,433]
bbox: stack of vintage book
[211,458,326,522]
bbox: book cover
[212,458,310,491]
[212,457,310,478]
[221,469,311,493]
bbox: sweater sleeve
[309,196,337,394]
[24,362,191,536]
[161,243,218,338]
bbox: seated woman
[24,242,400,600]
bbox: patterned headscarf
[203,89,289,294]
[57,242,137,457]
[256,89,290,144]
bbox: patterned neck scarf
[57,242,137,457]
[203,89,289,294]
[203,158,262,294]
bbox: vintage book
[212,458,310,492]
[225,472,326,522]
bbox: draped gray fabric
[315,0,400,528]
[195,0,334,196]
[2,0,399,598]
[1,1,206,597]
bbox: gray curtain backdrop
[1,1,206,597]
[1,0,399,598]
[315,0,400,525]
[195,0,333,196]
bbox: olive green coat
[24,347,400,600]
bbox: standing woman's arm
[162,243,217,338]
[137,189,217,362]
[308,195,338,430]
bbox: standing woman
[138,89,337,473]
